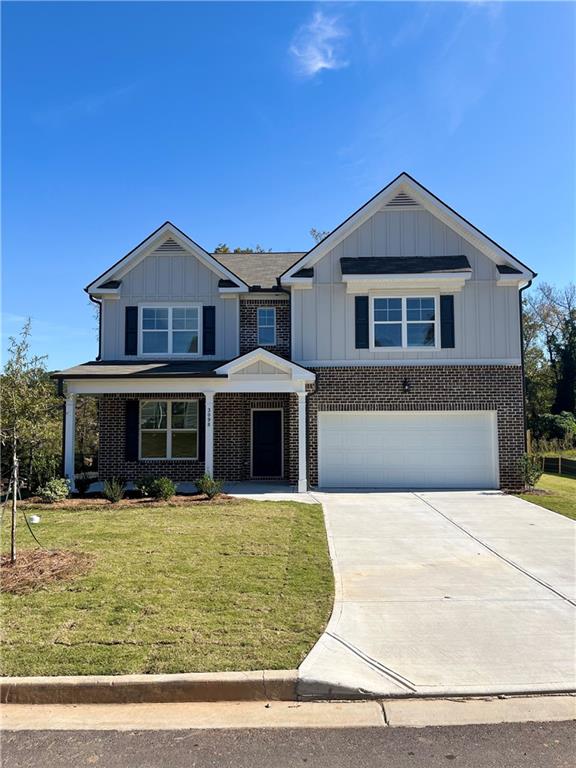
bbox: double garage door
[318,411,499,489]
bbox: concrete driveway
[299,491,576,698]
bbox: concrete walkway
[299,491,576,699]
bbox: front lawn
[0,499,333,676]
[518,473,576,521]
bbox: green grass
[0,500,333,676]
[519,473,576,521]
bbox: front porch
[58,350,315,494]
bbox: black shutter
[355,296,369,349]
[202,306,216,356]
[125,400,139,462]
[125,307,138,356]
[198,398,206,462]
[440,295,455,348]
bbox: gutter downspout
[519,277,535,453]
[89,294,102,361]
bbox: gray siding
[292,209,521,363]
[100,244,239,360]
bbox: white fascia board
[216,348,316,381]
[282,278,313,288]
[343,273,470,294]
[91,290,121,299]
[497,276,530,288]
[65,378,309,395]
[281,174,535,281]
[218,286,249,295]
[86,223,249,294]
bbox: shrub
[149,477,176,501]
[75,474,92,496]
[103,477,126,504]
[518,453,543,491]
[195,474,224,500]
[135,476,155,497]
[37,478,70,503]
[531,412,576,443]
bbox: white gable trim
[216,348,316,381]
[280,173,535,282]
[86,222,249,295]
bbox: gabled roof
[280,173,536,283]
[215,348,315,381]
[215,251,304,290]
[86,222,250,295]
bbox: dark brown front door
[252,410,282,477]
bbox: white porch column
[204,392,215,477]
[297,391,308,493]
[64,393,77,492]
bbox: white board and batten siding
[100,240,239,360]
[291,209,521,364]
[318,411,499,489]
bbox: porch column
[297,391,308,493]
[64,392,76,492]
[204,392,215,477]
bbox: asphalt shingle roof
[340,255,472,275]
[214,252,305,290]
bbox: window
[373,297,437,348]
[141,306,200,354]
[257,307,276,346]
[140,400,198,459]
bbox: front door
[252,410,283,478]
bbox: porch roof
[52,360,227,379]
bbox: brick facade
[239,297,291,358]
[306,365,525,491]
[98,391,299,485]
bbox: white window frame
[257,306,276,347]
[371,295,439,350]
[139,399,199,460]
[139,303,202,356]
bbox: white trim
[281,174,534,281]
[250,408,284,479]
[297,392,308,493]
[139,399,199,461]
[292,359,523,367]
[216,348,316,381]
[257,306,276,347]
[342,273,470,294]
[370,295,439,351]
[204,392,214,476]
[65,379,310,395]
[138,303,202,357]
[86,223,249,294]
[64,394,77,492]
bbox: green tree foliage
[214,244,270,253]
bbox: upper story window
[140,306,200,355]
[373,296,437,348]
[257,307,276,346]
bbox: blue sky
[2,1,574,370]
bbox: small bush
[37,478,70,503]
[103,477,126,504]
[75,474,92,496]
[531,412,576,443]
[195,474,224,500]
[135,476,155,497]
[149,477,177,501]
[519,453,543,491]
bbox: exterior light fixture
[402,378,411,394]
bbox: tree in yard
[1,320,61,562]
[310,228,329,244]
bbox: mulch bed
[1,549,95,595]
[18,493,236,510]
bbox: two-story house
[55,173,536,492]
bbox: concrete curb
[0,670,298,705]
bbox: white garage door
[318,411,498,489]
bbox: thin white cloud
[290,11,349,78]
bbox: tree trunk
[10,448,18,564]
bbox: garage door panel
[318,411,498,489]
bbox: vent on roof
[156,237,186,252]
[385,191,420,208]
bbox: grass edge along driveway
[518,473,576,521]
[1,499,333,677]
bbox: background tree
[310,228,329,244]
[214,244,270,253]
[1,321,61,561]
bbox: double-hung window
[373,297,437,348]
[141,306,200,354]
[257,307,276,346]
[140,400,199,459]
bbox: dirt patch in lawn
[1,549,95,594]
